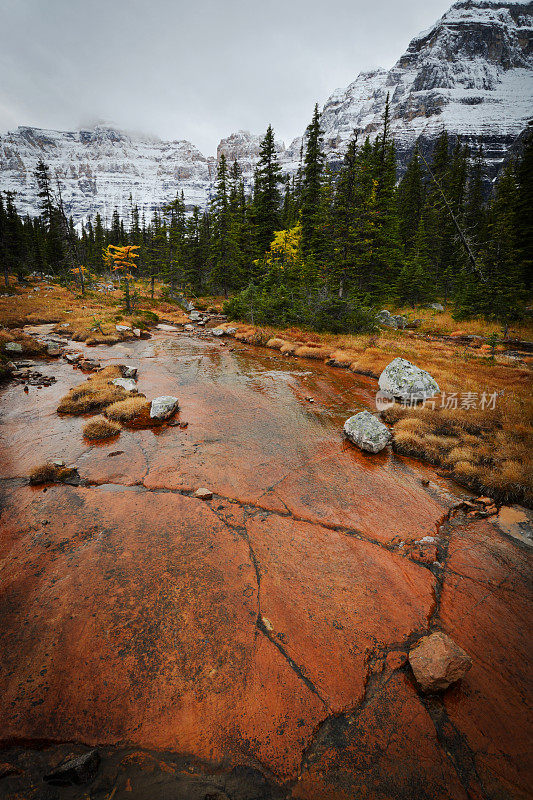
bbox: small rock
[376,309,397,329]
[408,631,472,692]
[421,478,430,486]
[179,421,188,429]
[123,366,137,379]
[343,410,391,453]
[306,396,315,403]
[44,749,100,786]
[211,328,225,337]
[52,459,65,467]
[429,303,444,311]
[65,353,82,363]
[46,343,62,356]
[133,328,141,338]
[189,312,201,321]
[476,496,493,505]
[4,342,23,353]
[184,324,194,331]
[113,378,137,392]
[115,324,131,332]
[194,487,213,500]
[150,396,179,420]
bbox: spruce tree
[253,125,282,255]
[516,128,533,288]
[300,104,325,261]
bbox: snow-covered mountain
[306,0,533,176]
[0,125,216,224]
[0,0,531,223]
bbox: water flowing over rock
[408,631,473,692]
[379,358,440,401]
[149,395,179,419]
[343,410,391,453]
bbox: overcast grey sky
[0,0,452,154]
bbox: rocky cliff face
[0,0,531,222]
[0,125,216,223]
[307,0,533,176]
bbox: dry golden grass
[294,345,332,360]
[58,365,130,415]
[29,462,77,485]
[266,337,286,350]
[0,329,48,357]
[83,415,121,440]
[104,396,150,423]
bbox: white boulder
[113,378,137,392]
[343,410,391,453]
[150,395,179,420]
[379,358,439,402]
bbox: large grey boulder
[343,411,391,453]
[150,395,179,420]
[379,358,439,401]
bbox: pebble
[194,488,213,500]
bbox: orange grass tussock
[83,416,121,440]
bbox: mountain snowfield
[0,0,531,224]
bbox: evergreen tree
[300,104,325,261]
[34,160,63,271]
[253,125,282,255]
[397,146,425,251]
[515,127,533,288]
[209,154,231,295]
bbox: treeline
[1,103,531,333]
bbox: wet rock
[133,327,141,338]
[44,748,100,786]
[184,324,194,331]
[379,357,439,401]
[65,353,82,363]
[150,395,179,420]
[408,631,472,692]
[123,366,138,379]
[4,342,23,353]
[157,324,179,332]
[112,377,137,392]
[343,410,391,453]
[46,343,62,356]
[211,328,225,337]
[189,312,201,322]
[194,488,213,500]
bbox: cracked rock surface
[0,329,530,799]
